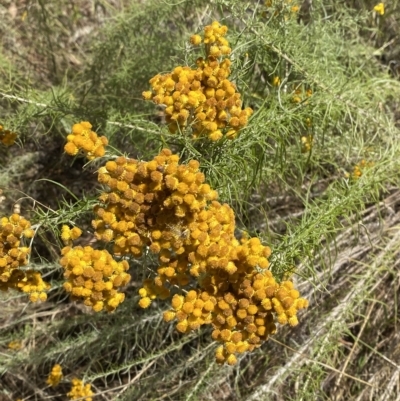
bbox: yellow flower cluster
[0,125,17,146]
[8,340,22,350]
[46,364,63,387]
[60,245,131,312]
[272,76,281,87]
[264,0,300,17]
[374,3,385,15]
[67,378,93,401]
[292,87,312,104]
[93,149,217,258]
[61,225,83,245]
[0,214,49,301]
[346,159,375,179]
[182,239,307,364]
[142,21,253,141]
[64,121,108,160]
[15,270,50,302]
[301,134,313,153]
[91,149,308,363]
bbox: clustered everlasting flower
[46,364,63,387]
[64,121,108,160]
[0,214,49,301]
[0,125,17,146]
[61,225,83,245]
[346,159,375,179]
[60,241,131,312]
[292,87,312,104]
[272,76,281,87]
[8,340,22,350]
[67,378,93,401]
[301,134,313,153]
[90,148,308,364]
[263,0,300,17]
[142,21,253,141]
[374,3,385,15]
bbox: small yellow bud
[139,297,152,308]
[142,91,153,100]
[163,310,176,322]
[190,34,202,45]
[226,353,237,365]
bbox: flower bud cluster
[374,3,385,15]
[138,278,170,308]
[0,214,49,301]
[301,134,313,153]
[346,159,375,179]
[64,121,108,160]
[60,245,131,312]
[263,0,300,17]
[193,237,308,364]
[292,87,312,104]
[92,149,231,294]
[15,270,50,302]
[142,21,253,141]
[272,76,281,87]
[91,149,308,363]
[0,125,17,146]
[46,364,63,387]
[61,225,83,245]
[190,21,231,57]
[8,340,22,350]
[67,378,93,401]
[163,289,217,333]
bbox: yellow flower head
[8,340,22,350]
[0,125,17,146]
[71,150,309,364]
[67,378,93,401]
[347,159,375,180]
[46,364,63,387]
[374,3,384,15]
[301,135,313,153]
[65,122,108,160]
[272,76,281,86]
[0,214,50,299]
[190,34,202,45]
[142,23,252,141]
[60,245,131,312]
